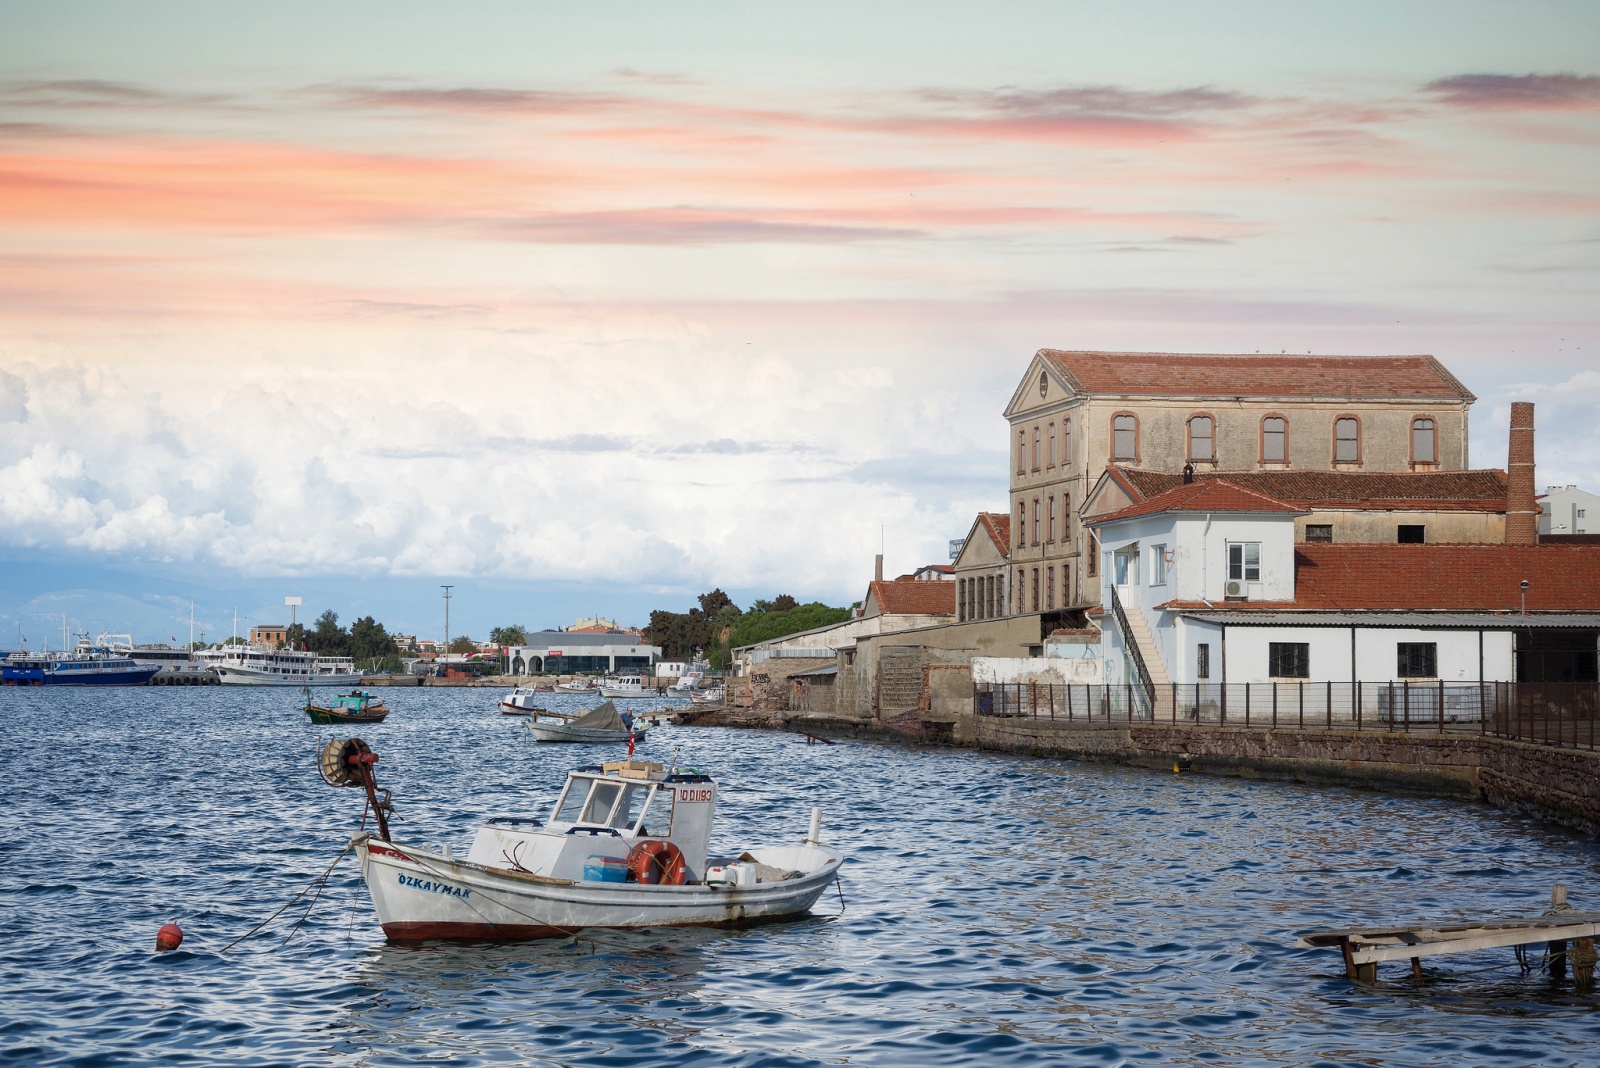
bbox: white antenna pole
[62,614,68,652]
[232,608,237,644]
[189,602,194,651]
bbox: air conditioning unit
[1224,580,1247,599]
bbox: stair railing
[1109,584,1155,713]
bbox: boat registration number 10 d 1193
[677,788,713,803]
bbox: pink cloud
[1426,73,1600,111]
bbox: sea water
[4,686,1600,1066]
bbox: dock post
[1573,937,1597,989]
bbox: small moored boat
[498,686,547,716]
[526,700,643,744]
[305,690,390,724]
[321,741,843,942]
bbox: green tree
[448,635,478,655]
[284,622,307,651]
[729,601,853,648]
[489,625,527,646]
[306,609,349,656]
[349,615,399,663]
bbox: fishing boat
[598,673,661,700]
[498,686,547,716]
[322,740,843,942]
[555,678,597,694]
[689,687,725,706]
[526,700,644,744]
[305,690,390,725]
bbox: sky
[1,1,1597,644]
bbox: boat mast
[188,601,194,653]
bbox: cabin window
[1412,417,1437,464]
[1305,524,1334,543]
[1261,416,1288,463]
[580,781,622,824]
[613,783,650,830]
[1397,642,1438,678]
[1334,417,1360,462]
[1188,415,1214,462]
[1269,642,1310,678]
[636,787,674,837]
[554,779,593,823]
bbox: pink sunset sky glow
[0,1,1596,638]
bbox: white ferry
[203,645,363,686]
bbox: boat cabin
[466,760,718,883]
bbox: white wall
[1189,625,1514,685]
[1540,487,1600,535]
[973,656,1105,685]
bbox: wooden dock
[1298,884,1600,983]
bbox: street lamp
[1520,579,1529,617]
[441,585,454,655]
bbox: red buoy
[155,923,183,951]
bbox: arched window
[1334,416,1360,462]
[1047,422,1056,467]
[1063,417,1073,465]
[1412,417,1437,464]
[1111,413,1138,461]
[1017,502,1026,548]
[1046,566,1055,610]
[1061,564,1071,607]
[1261,416,1288,463]
[1188,414,1215,462]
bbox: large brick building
[1002,350,1478,615]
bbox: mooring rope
[219,841,354,954]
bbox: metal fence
[974,680,1600,750]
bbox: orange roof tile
[1087,479,1307,526]
[977,512,1011,557]
[1040,350,1475,401]
[867,579,957,616]
[1164,543,1600,612]
[1111,466,1508,513]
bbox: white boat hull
[598,686,659,700]
[354,834,841,942]
[215,665,363,686]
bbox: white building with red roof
[1087,410,1600,703]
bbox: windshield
[635,787,673,837]
[580,781,622,824]
[553,779,591,823]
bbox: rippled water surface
[5,686,1600,1066]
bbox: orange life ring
[628,840,687,885]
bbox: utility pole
[441,585,454,654]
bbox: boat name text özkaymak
[397,874,472,900]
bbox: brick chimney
[874,553,884,582]
[1505,401,1539,545]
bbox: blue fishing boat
[1,650,161,686]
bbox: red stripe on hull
[382,921,569,942]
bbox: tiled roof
[1112,466,1508,513]
[1164,543,1600,612]
[978,512,1011,557]
[868,579,957,616]
[1040,350,1475,401]
[1087,479,1307,526]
